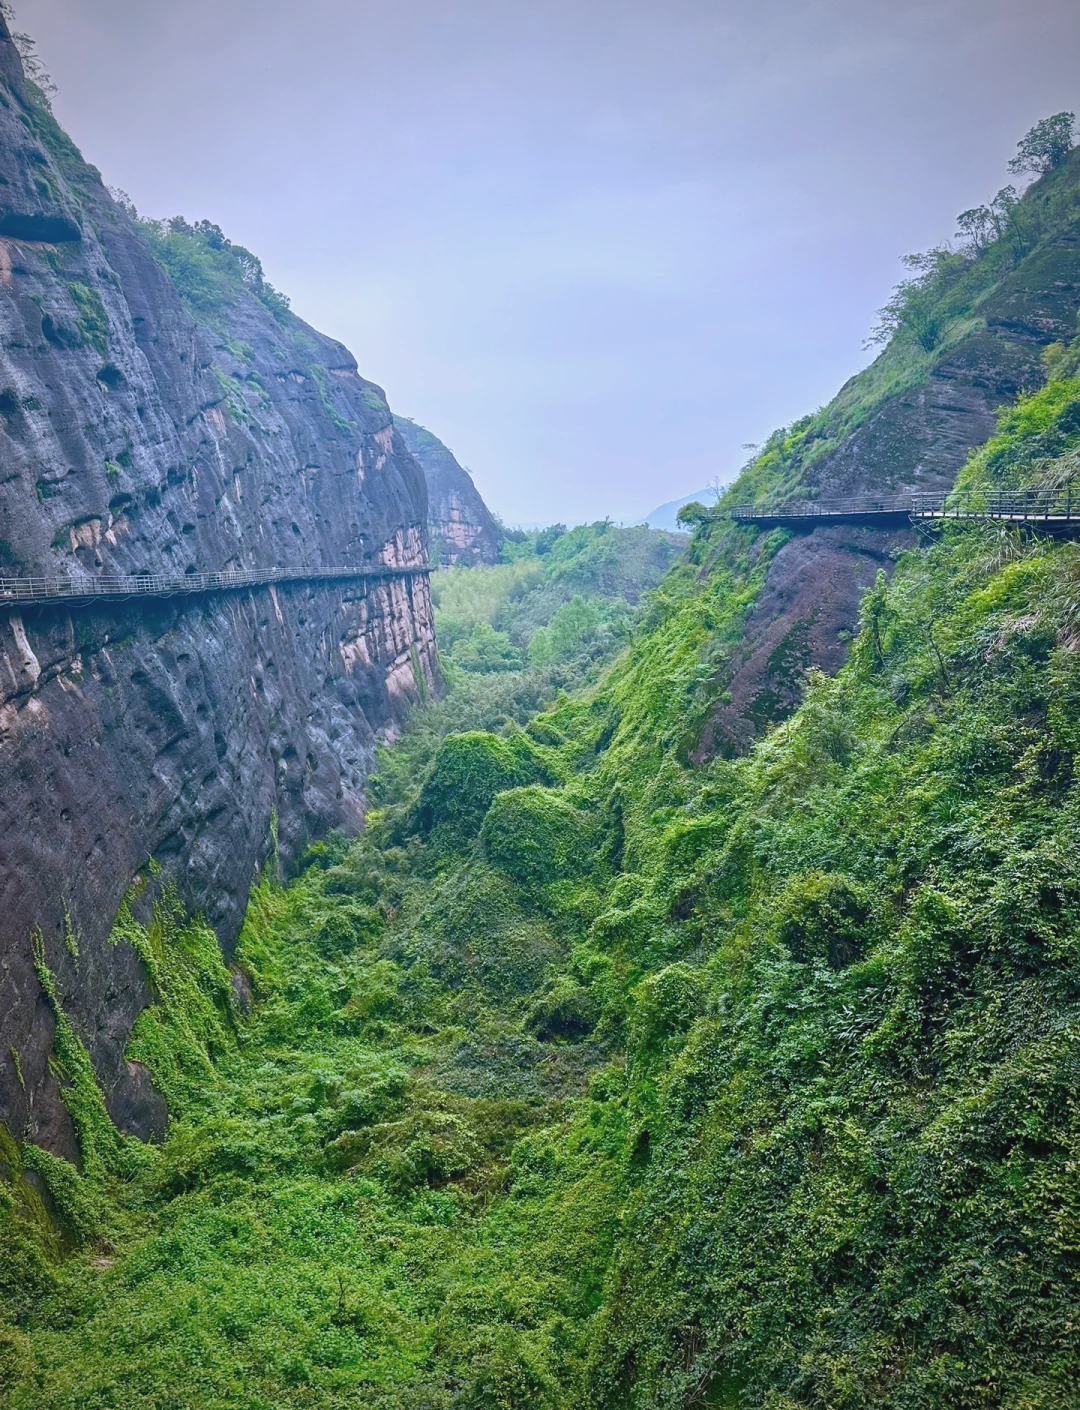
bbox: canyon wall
[697,163,1080,759]
[0,21,439,1153]
[393,415,503,566]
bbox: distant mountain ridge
[641,486,717,530]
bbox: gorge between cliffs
[4,9,1080,1410]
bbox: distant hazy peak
[642,487,719,531]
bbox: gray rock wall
[393,416,502,566]
[0,19,439,1152]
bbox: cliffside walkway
[0,563,432,610]
[726,489,1080,533]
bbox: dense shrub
[627,962,708,1070]
[335,1107,482,1193]
[132,214,291,320]
[526,975,600,1041]
[481,786,598,885]
[416,730,546,833]
[769,870,876,969]
[314,901,381,956]
[449,622,524,672]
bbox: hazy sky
[13,0,1080,524]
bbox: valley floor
[5,363,1080,1410]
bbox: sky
[12,0,1080,526]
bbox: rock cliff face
[393,416,502,566]
[0,21,439,1154]
[697,166,1080,759]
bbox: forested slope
[691,137,1080,758]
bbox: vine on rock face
[109,874,237,1115]
[30,932,122,1185]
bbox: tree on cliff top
[0,0,56,105]
[1008,111,1076,176]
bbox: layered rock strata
[0,20,438,1153]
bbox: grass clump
[66,283,109,354]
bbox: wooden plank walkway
[725,488,1080,532]
[0,563,431,609]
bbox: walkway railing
[730,497,912,522]
[726,488,1080,528]
[0,562,431,608]
[910,488,1079,521]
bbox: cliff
[0,20,439,1154]
[393,415,502,565]
[696,148,1080,757]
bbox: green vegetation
[433,521,682,682]
[5,366,1080,1407]
[0,4,57,107]
[5,120,1080,1410]
[417,730,551,834]
[869,115,1076,358]
[729,136,1080,512]
[1008,111,1076,177]
[308,363,356,433]
[481,786,599,887]
[367,520,685,825]
[66,284,109,355]
[120,208,292,324]
[956,334,1080,494]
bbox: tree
[866,247,964,351]
[675,501,710,528]
[533,524,566,556]
[955,186,1022,259]
[989,185,1020,235]
[1008,112,1076,177]
[956,205,994,255]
